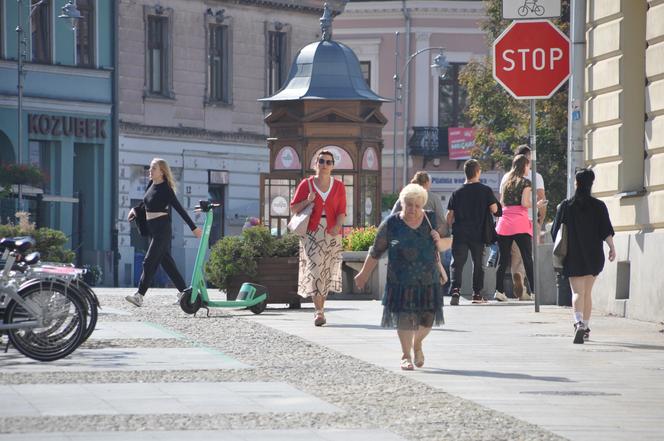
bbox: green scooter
[179,200,268,316]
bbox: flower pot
[226,256,300,308]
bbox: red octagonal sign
[493,20,570,99]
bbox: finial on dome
[320,3,332,41]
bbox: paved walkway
[2,288,662,440]
[236,298,664,441]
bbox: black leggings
[496,233,534,294]
[138,216,187,295]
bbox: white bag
[287,178,314,237]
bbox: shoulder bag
[132,205,149,237]
[552,201,568,270]
[423,211,449,285]
[287,178,314,237]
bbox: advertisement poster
[448,127,476,160]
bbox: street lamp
[392,42,448,190]
[15,0,80,208]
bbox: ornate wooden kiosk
[259,5,389,235]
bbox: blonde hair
[152,158,177,193]
[399,183,428,207]
[410,171,430,186]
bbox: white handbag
[287,178,314,237]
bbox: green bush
[381,193,399,212]
[342,226,378,251]
[206,226,300,291]
[0,224,75,263]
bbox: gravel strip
[0,293,567,441]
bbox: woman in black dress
[551,169,615,344]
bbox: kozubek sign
[28,113,108,139]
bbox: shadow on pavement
[419,367,574,383]
[589,341,664,351]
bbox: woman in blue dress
[355,184,447,370]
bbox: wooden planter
[227,256,301,308]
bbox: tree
[459,0,570,221]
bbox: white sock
[574,312,583,323]
[584,320,590,328]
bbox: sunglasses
[318,158,334,166]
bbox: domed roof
[260,39,390,102]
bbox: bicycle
[518,0,545,17]
[1,237,89,361]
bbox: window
[360,61,371,88]
[31,0,51,63]
[209,24,230,103]
[267,30,288,95]
[439,63,469,128]
[76,0,95,67]
[147,15,168,95]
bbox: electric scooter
[179,201,268,316]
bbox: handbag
[482,201,502,245]
[552,201,568,270]
[423,211,449,285]
[287,178,314,237]
[132,205,149,237]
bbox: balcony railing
[407,126,449,157]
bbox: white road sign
[502,0,561,19]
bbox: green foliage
[459,0,571,221]
[0,163,46,196]
[381,193,399,213]
[0,224,75,263]
[206,227,300,291]
[342,226,377,251]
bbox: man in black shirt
[446,160,498,304]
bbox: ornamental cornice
[342,2,485,19]
[226,0,346,14]
[119,121,266,145]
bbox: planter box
[341,251,387,300]
[227,256,301,308]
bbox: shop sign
[448,128,476,160]
[362,147,379,170]
[271,196,289,216]
[274,146,301,170]
[28,113,108,139]
[429,171,502,192]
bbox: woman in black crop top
[125,158,202,307]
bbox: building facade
[585,0,664,322]
[335,1,496,206]
[116,0,345,287]
[0,0,116,283]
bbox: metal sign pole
[530,99,540,313]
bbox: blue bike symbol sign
[502,0,561,20]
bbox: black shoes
[450,288,460,306]
[573,322,586,344]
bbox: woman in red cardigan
[290,150,347,326]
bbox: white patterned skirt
[297,218,343,298]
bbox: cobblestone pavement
[0,289,569,441]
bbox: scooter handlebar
[194,200,221,212]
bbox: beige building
[335,1,498,205]
[585,0,664,322]
[116,0,344,287]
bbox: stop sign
[493,20,570,99]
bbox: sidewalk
[236,298,664,441]
[1,289,662,440]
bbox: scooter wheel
[180,290,201,315]
[248,298,267,314]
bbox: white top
[313,178,334,202]
[500,172,545,220]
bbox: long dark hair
[570,168,595,208]
[502,154,529,195]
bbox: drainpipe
[111,0,120,286]
[401,0,411,187]
[567,0,585,197]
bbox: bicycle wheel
[72,279,99,342]
[534,5,545,16]
[517,5,529,16]
[4,284,86,362]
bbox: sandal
[414,349,425,368]
[400,357,414,371]
[314,311,326,327]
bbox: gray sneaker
[493,291,508,302]
[125,292,143,307]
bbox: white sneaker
[493,291,508,302]
[519,292,533,301]
[125,292,143,307]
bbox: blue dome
[260,40,389,102]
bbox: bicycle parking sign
[502,0,561,20]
